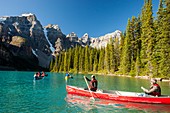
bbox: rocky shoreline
[0,66,16,71]
[135,76,170,82]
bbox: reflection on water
[65,94,170,113]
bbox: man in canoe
[84,75,98,92]
[141,78,161,96]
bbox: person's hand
[141,86,145,90]
[141,86,147,92]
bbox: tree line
[50,0,170,78]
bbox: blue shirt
[66,73,69,77]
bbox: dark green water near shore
[0,71,170,113]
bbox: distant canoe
[45,74,48,77]
[66,85,170,104]
[34,76,44,80]
[33,72,48,80]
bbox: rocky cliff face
[0,13,52,70]
[45,24,67,55]
[0,13,121,70]
[90,30,121,49]
[0,42,39,70]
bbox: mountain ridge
[0,13,122,70]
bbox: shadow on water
[65,94,170,113]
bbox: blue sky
[0,0,159,37]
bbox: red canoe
[66,85,170,104]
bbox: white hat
[91,75,95,78]
[151,78,157,83]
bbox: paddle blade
[90,97,95,101]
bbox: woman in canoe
[84,75,98,92]
[141,78,161,96]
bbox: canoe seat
[102,90,118,95]
[103,90,140,96]
[96,89,103,93]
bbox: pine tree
[59,52,64,72]
[55,55,60,72]
[84,45,89,72]
[93,50,98,72]
[114,36,121,71]
[118,32,125,69]
[98,48,105,71]
[67,48,72,71]
[140,0,155,76]
[63,52,67,72]
[152,0,164,77]
[129,16,136,74]
[79,46,84,72]
[73,45,79,72]
[135,16,142,54]
[49,58,54,72]
[134,16,142,76]
[120,19,132,74]
[109,38,116,72]
[89,48,94,72]
[129,16,142,75]
[57,54,62,72]
[105,44,110,72]
[158,0,170,77]
[135,51,141,76]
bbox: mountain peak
[21,13,34,17]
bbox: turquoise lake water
[0,71,170,113]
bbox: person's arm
[141,86,148,92]
[141,86,157,93]
[85,77,91,81]
[69,74,73,78]
[146,86,157,93]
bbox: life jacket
[37,72,40,77]
[90,79,98,90]
[41,72,45,77]
[150,83,161,96]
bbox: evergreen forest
[50,0,170,78]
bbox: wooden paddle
[84,76,95,100]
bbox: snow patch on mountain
[44,29,55,53]
[21,13,34,17]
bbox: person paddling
[141,78,161,96]
[84,75,98,92]
[65,72,73,83]
[35,72,40,77]
[34,72,41,80]
[41,71,45,77]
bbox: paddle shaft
[84,76,95,100]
